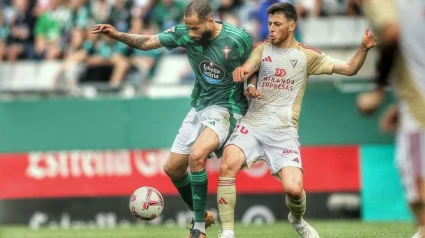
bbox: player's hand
[357,88,385,115]
[379,104,398,133]
[244,86,263,99]
[92,24,120,39]
[233,66,249,82]
[361,28,377,50]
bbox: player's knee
[284,183,303,199]
[219,146,243,177]
[219,161,238,178]
[163,161,184,180]
[189,149,207,168]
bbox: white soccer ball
[129,186,165,221]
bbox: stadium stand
[0,0,372,99]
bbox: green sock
[172,173,193,211]
[191,169,208,222]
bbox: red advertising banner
[0,146,359,199]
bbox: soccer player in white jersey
[216,2,376,238]
[358,1,425,237]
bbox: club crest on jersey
[222,46,232,60]
[199,61,225,84]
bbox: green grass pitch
[0,221,417,238]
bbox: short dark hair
[185,0,213,22]
[267,2,297,22]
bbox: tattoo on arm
[118,33,163,50]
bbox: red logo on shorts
[292,158,300,163]
[282,149,299,155]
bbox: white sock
[194,222,206,233]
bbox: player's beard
[194,29,212,46]
[271,34,289,46]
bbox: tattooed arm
[117,33,163,51]
[92,24,163,51]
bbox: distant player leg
[189,127,220,236]
[397,132,425,238]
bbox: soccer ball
[129,186,165,221]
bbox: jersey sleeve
[245,41,266,71]
[303,45,336,75]
[157,25,188,50]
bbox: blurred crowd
[0,0,363,91]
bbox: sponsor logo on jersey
[262,56,272,62]
[199,61,225,84]
[274,68,286,77]
[164,27,175,33]
[261,68,294,91]
[222,46,232,60]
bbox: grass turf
[0,221,417,238]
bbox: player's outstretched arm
[92,24,163,51]
[232,61,258,83]
[332,28,376,76]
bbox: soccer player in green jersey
[92,1,252,237]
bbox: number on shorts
[240,126,249,134]
[233,124,249,134]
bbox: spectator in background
[132,0,155,24]
[68,0,90,29]
[255,0,302,42]
[109,0,131,32]
[151,0,185,31]
[216,0,242,20]
[0,9,9,61]
[53,27,87,94]
[0,0,8,8]
[85,34,130,88]
[346,0,361,16]
[90,0,110,24]
[6,0,36,61]
[295,0,321,18]
[130,20,162,85]
[34,0,68,60]
[296,0,361,18]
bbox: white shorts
[225,123,302,175]
[171,106,241,155]
[396,130,425,203]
